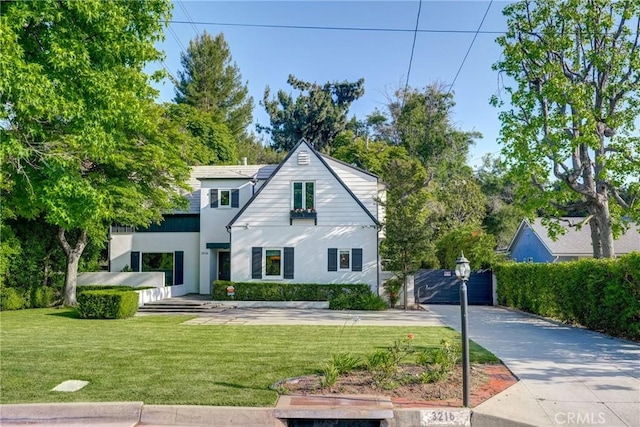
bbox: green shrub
[78,285,138,293]
[30,286,57,308]
[495,253,640,340]
[330,352,363,374]
[329,292,387,310]
[77,290,138,319]
[418,339,461,383]
[212,281,372,301]
[0,287,28,311]
[382,278,403,308]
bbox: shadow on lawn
[47,309,81,319]
[213,381,267,391]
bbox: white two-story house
[109,140,385,295]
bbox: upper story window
[292,181,315,210]
[210,188,239,208]
[219,189,231,207]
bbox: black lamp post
[455,251,471,407]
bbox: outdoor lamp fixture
[455,251,471,407]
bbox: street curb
[0,402,538,427]
[0,401,143,425]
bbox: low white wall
[78,272,164,288]
[168,284,189,297]
[136,287,171,306]
[78,273,189,307]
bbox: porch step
[139,300,224,313]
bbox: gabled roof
[227,139,380,228]
[508,217,640,256]
[318,153,379,179]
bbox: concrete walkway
[425,305,640,427]
[181,307,444,326]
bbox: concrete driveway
[425,305,640,427]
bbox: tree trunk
[596,204,615,258]
[588,199,615,259]
[588,217,602,259]
[403,274,407,312]
[58,228,89,306]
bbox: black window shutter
[231,189,239,208]
[283,247,294,279]
[352,248,363,272]
[251,247,262,279]
[174,251,184,285]
[328,248,337,271]
[210,189,218,208]
[131,251,140,272]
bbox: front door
[218,251,230,281]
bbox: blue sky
[152,1,515,168]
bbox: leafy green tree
[1,0,190,305]
[436,225,499,270]
[492,0,640,258]
[476,155,525,248]
[164,103,237,165]
[332,134,411,176]
[389,85,480,169]
[380,158,434,309]
[174,31,253,144]
[235,137,284,165]
[260,75,365,152]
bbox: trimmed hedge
[495,253,640,341]
[329,292,387,311]
[77,290,138,319]
[213,281,371,301]
[212,281,386,310]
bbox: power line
[167,24,188,53]
[176,1,200,36]
[448,1,494,94]
[166,20,504,35]
[402,0,423,108]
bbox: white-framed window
[292,181,315,210]
[210,188,239,208]
[219,189,231,208]
[265,248,283,278]
[339,249,351,270]
[328,248,363,272]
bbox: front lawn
[0,308,497,406]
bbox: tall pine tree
[174,31,254,148]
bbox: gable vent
[298,150,310,165]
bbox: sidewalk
[425,305,640,427]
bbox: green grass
[0,308,498,406]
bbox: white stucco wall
[110,232,200,294]
[228,142,381,291]
[236,145,376,227]
[230,224,379,290]
[322,157,379,219]
[78,272,165,288]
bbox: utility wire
[168,25,188,53]
[448,1,494,94]
[166,20,504,34]
[401,0,423,108]
[177,1,200,36]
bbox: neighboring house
[507,217,640,262]
[109,140,385,295]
